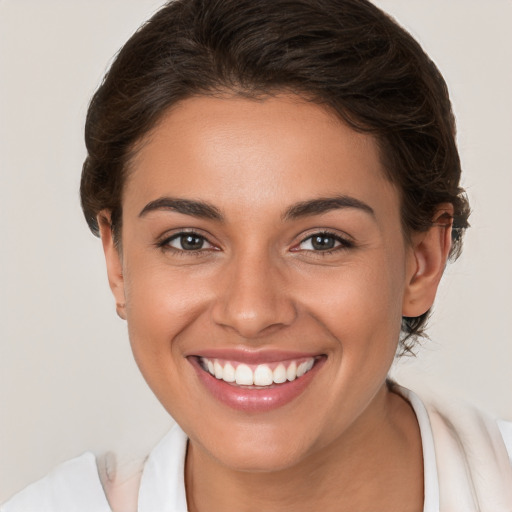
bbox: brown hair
[80,0,470,352]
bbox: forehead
[124,94,399,222]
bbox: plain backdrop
[1,0,511,503]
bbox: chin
[192,418,322,473]
[215,445,309,474]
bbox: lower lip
[189,357,325,413]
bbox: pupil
[312,235,335,250]
[181,235,203,250]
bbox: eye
[295,232,353,252]
[164,232,214,251]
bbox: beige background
[1,0,511,502]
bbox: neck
[185,385,424,512]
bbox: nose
[211,251,297,339]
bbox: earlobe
[97,211,126,320]
[402,205,454,318]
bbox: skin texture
[99,95,452,511]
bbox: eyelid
[291,229,355,253]
[155,227,354,255]
[156,228,219,251]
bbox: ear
[97,210,126,320]
[402,204,454,318]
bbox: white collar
[138,424,189,512]
[392,385,440,512]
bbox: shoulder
[392,382,512,463]
[0,425,186,512]
[394,383,512,509]
[424,395,512,509]
[1,453,111,512]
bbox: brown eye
[299,233,340,251]
[310,235,336,250]
[295,232,353,253]
[167,233,212,251]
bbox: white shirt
[2,388,512,512]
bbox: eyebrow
[139,197,223,220]
[138,194,374,222]
[283,195,375,220]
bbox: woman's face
[103,95,422,471]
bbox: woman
[2,0,511,511]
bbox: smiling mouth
[190,353,327,411]
[198,356,320,388]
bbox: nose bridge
[212,246,296,338]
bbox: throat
[185,387,424,512]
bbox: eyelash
[157,230,217,256]
[293,231,354,256]
[157,229,354,256]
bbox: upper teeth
[200,357,315,386]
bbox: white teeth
[201,357,317,387]
[273,364,287,384]
[214,360,223,379]
[222,362,236,382]
[296,361,308,377]
[254,364,273,386]
[286,361,297,381]
[235,364,254,385]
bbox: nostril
[211,295,297,339]
[210,259,298,337]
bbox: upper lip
[186,348,324,365]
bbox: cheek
[295,258,405,342]
[124,251,209,323]
[121,263,210,415]
[120,258,207,371]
